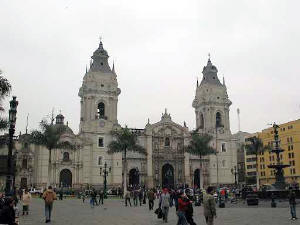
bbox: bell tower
[192,57,232,135]
[78,41,121,133]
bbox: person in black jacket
[0,198,17,225]
[184,196,197,225]
[0,192,5,210]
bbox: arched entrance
[194,169,200,189]
[129,168,139,187]
[162,164,174,188]
[59,169,72,187]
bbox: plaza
[19,198,299,225]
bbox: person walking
[185,196,196,225]
[125,191,132,207]
[42,186,57,223]
[177,192,189,225]
[22,189,32,215]
[133,190,138,207]
[90,189,97,208]
[138,189,143,206]
[159,188,170,223]
[82,191,86,203]
[203,186,217,225]
[148,189,155,210]
[288,187,297,220]
[99,190,104,205]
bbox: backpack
[44,191,54,204]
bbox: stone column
[145,127,153,188]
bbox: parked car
[246,193,259,206]
[29,188,43,194]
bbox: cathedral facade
[0,41,240,190]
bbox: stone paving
[18,198,299,225]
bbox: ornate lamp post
[5,96,18,196]
[231,165,238,186]
[100,161,111,198]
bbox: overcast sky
[1,0,300,135]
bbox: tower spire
[112,60,115,74]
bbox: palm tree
[186,132,215,188]
[108,127,146,196]
[244,136,270,189]
[0,70,12,131]
[29,119,75,185]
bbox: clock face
[99,120,105,127]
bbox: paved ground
[18,198,299,225]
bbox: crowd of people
[0,184,297,224]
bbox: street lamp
[231,166,238,186]
[100,161,111,198]
[5,96,18,196]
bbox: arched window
[165,137,170,147]
[22,158,28,169]
[97,102,105,118]
[63,152,70,161]
[216,112,222,127]
[200,113,204,129]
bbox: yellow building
[257,119,300,187]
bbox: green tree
[186,132,215,188]
[29,119,75,185]
[0,70,12,131]
[244,136,270,188]
[108,126,146,196]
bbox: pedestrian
[185,196,196,225]
[18,188,23,201]
[288,187,297,220]
[22,188,32,215]
[177,192,189,225]
[90,189,97,207]
[133,190,138,207]
[203,186,217,225]
[59,189,63,200]
[82,191,86,203]
[159,188,170,223]
[148,189,155,210]
[0,197,17,225]
[0,192,5,210]
[99,189,104,205]
[42,186,57,223]
[138,189,143,206]
[125,191,132,207]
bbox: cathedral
[0,41,241,190]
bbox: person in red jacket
[177,192,189,225]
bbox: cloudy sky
[1,0,299,135]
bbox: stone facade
[0,41,244,190]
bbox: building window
[291,152,294,158]
[221,143,226,152]
[97,102,105,118]
[199,113,204,129]
[22,158,27,169]
[222,160,226,167]
[287,137,290,142]
[98,156,103,166]
[288,146,290,151]
[291,145,294,150]
[290,137,293,142]
[216,112,222,127]
[63,152,70,161]
[165,137,170,147]
[98,137,104,148]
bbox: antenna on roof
[25,113,29,134]
[237,108,240,132]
